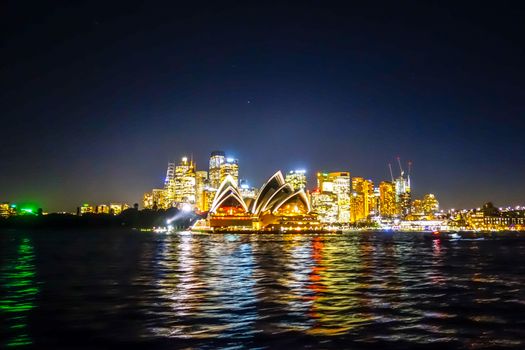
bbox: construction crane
[388,163,394,182]
[397,156,404,176]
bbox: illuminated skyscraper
[311,190,338,223]
[330,172,351,223]
[315,172,350,223]
[220,158,239,185]
[317,172,332,192]
[195,171,208,211]
[371,186,380,217]
[350,177,373,223]
[174,157,196,205]
[393,158,411,217]
[395,174,411,216]
[209,151,225,189]
[285,170,307,190]
[163,162,176,205]
[379,181,396,217]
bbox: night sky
[2,1,524,212]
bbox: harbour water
[1,230,524,349]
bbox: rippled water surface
[1,230,525,349]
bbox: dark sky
[2,1,524,211]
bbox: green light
[20,208,33,214]
[0,238,38,348]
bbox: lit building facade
[143,192,153,209]
[239,179,258,200]
[202,188,217,212]
[110,203,129,215]
[163,162,176,205]
[467,204,525,230]
[350,177,373,223]
[79,204,95,215]
[285,170,307,190]
[195,170,208,211]
[395,173,411,217]
[310,190,338,223]
[143,188,169,209]
[209,151,225,189]
[317,172,331,192]
[153,189,167,208]
[174,157,196,205]
[0,203,16,218]
[330,172,351,223]
[379,181,396,217]
[97,204,110,214]
[95,203,129,215]
[220,158,239,185]
[315,172,351,223]
[422,194,439,215]
[371,186,380,217]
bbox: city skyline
[1,150,524,212]
[2,2,524,212]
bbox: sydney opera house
[192,171,322,232]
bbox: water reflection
[1,231,525,348]
[0,237,38,347]
[141,232,525,348]
[150,233,258,345]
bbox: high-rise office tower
[195,170,209,211]
[209,151,225,189]
[311,189,338,223]
[220,158,239,185]
[174,157,196,205]
[371,186,380,217]
[379,181,396,217]
[350,177,373,223]
[285,170,307,190]
[393,159,411,217]
[330,172,351,223]
[163,162,176,205]
[317,172,331,192]
[315,171,351,223]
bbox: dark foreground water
[1,230,525,349]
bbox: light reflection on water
[1,230,525,349]
[0,237,38,347]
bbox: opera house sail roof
[193,171,320,232]
[209,175,249,215]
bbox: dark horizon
[2,1,524,212]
